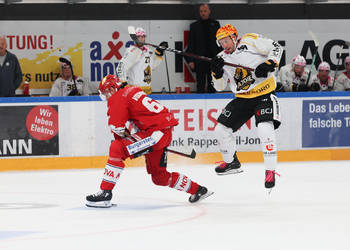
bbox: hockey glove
[255,59,277,78]
[276,82,284,92]
[155,41,168,56]
[211,56,225,79]
[310,82,321,91]
[292,83,309,92]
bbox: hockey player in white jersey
[49,57,89,96]
[210,24,283,190]
[116,27,168,94]
[309,62,334,91]
[277,55,310,92]
[334,56,350,91]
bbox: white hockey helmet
[318,61,330,71]
[344,56,350,66]
[135,27,146,37]
[292,55,306,67]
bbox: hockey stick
[305,31,320,86]
[126,132,196,159]
[167,147,196,159]
[332,40,350,85]
[164,52,171,93]
[127,26,254,71]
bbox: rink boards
[1,92,350,171]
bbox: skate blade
[216,169,243,176]
[266,188,274,195]
[86,200,112,208]
[197,190,214,203]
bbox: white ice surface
[0,161,349,250]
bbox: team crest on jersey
[234,67,255,91]
[144,65,151,84]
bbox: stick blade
[189,148,196,159]
[128,25,138,42]
[128,25,136,35]
[308,31,320,47]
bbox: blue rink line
[0,91,349,103]
[0,231,39,240]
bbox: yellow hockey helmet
[216,24,238,43]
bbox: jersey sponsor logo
[143,65,151,84]
[234,68,255,91]
[257,108,273,116]
[221,109,231,118]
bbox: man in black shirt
[187,4,221,93]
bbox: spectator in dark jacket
[0,35,22,97]
[187,4,221,93]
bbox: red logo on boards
[25,105,58,141]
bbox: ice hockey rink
[1,161,349,250]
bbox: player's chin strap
[126,131,164,158]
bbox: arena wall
[1,92,350,171]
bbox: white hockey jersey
[212,33,283,98]
[49,76,88,96]
[334,72,350,91]
[310,74,334,91]
[277,64,310,92]
[116,45,162,94]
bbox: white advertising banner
[1,93,350,159]
[1,20,350,94]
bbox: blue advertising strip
[1,91,350,103]
[302,99,350,147]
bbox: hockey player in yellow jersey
[210,24,283,190]
[116,27,168,94]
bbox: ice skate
[265,170,280,190]
[86,190,113,208]
[189,186,214,203]
[215,153,242,175]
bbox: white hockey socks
[257,121,277,171]
[215,123,237,163]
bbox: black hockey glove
[255,59,277,78]
[155,41,168,56]
[211,56,225,79]
[292,83,309,92]
[310,82,321,91]
[276,82,284,92]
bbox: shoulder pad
[241,33,259,41]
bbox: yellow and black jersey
[212,33,283,98]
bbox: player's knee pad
[215,123,236,162]
[215,123,234,141]
[109,139,128,161]
[151,171,171,186]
